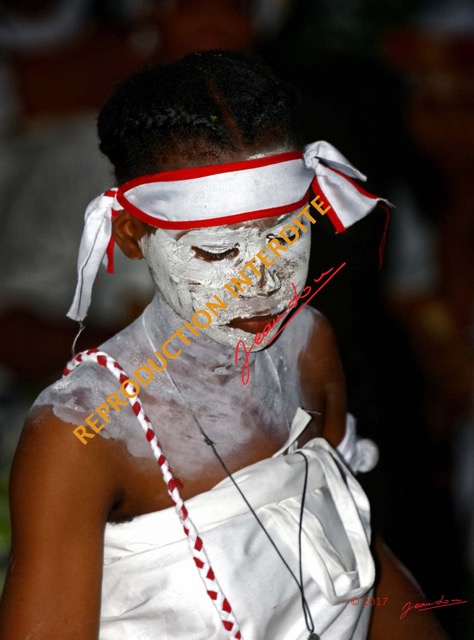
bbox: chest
[146,361,293,472]
[109,353,319,522]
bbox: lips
[227,312,283,334]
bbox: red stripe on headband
[311,177,346,233]
[310,171,379,234]
[105,208,121,273]
[117,192,310,230]
[118,151,303,191]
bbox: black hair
[97,49,302,184]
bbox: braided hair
[97,49,303,184]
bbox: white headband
[67,140,389,321]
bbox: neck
[143,293,257,376]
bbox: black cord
[208,441,316,637]
[161,361,319,638]
[295,451,315,634]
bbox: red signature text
[234,263,346,385]
[400,595,468,620]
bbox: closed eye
[192,246,240,262]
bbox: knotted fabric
[67,140,390,322]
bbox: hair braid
[98,49,302,183]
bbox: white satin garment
[100,409,376,640]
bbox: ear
[112,211,150,259]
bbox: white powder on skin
[35,291,318,469]
[51,376,72,391]
[35,151,316,466]
[139,212,311,350]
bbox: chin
[206,325,266,351]
[207,317,286,352]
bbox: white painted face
[139,211,311,350]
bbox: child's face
[140,210,310,350]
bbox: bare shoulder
[298,306,343,378]
[275,304,337,366]
[32,359,156,458]
[11,402,122,517]
[8,384,135,539]
[297,306,347,447]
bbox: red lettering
[234,340,254,385]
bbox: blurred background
[0,1,472,637]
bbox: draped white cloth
[100,409,376,639]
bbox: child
[0,50,448,639]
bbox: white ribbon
[67,191,117,322]
[304,140,367,181]
[303,140,390,230]
[119,155,312,226]
[67,141,390,322]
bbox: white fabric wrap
[100,409,375,639]
[67,140,389,322]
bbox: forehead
[168,213,289,241]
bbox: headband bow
[67,140,390,322]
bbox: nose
[240,263,281,298]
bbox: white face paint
[140,211,311,350]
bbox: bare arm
[0,407,120,640]
[299,311,347,447]
[369,535,450,640]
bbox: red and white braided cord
[64,348,242,639]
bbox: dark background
[0,1,473,638]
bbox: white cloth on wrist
[336,412,379,474]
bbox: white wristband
[336,413,379,474]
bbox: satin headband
[67,140,389,321]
